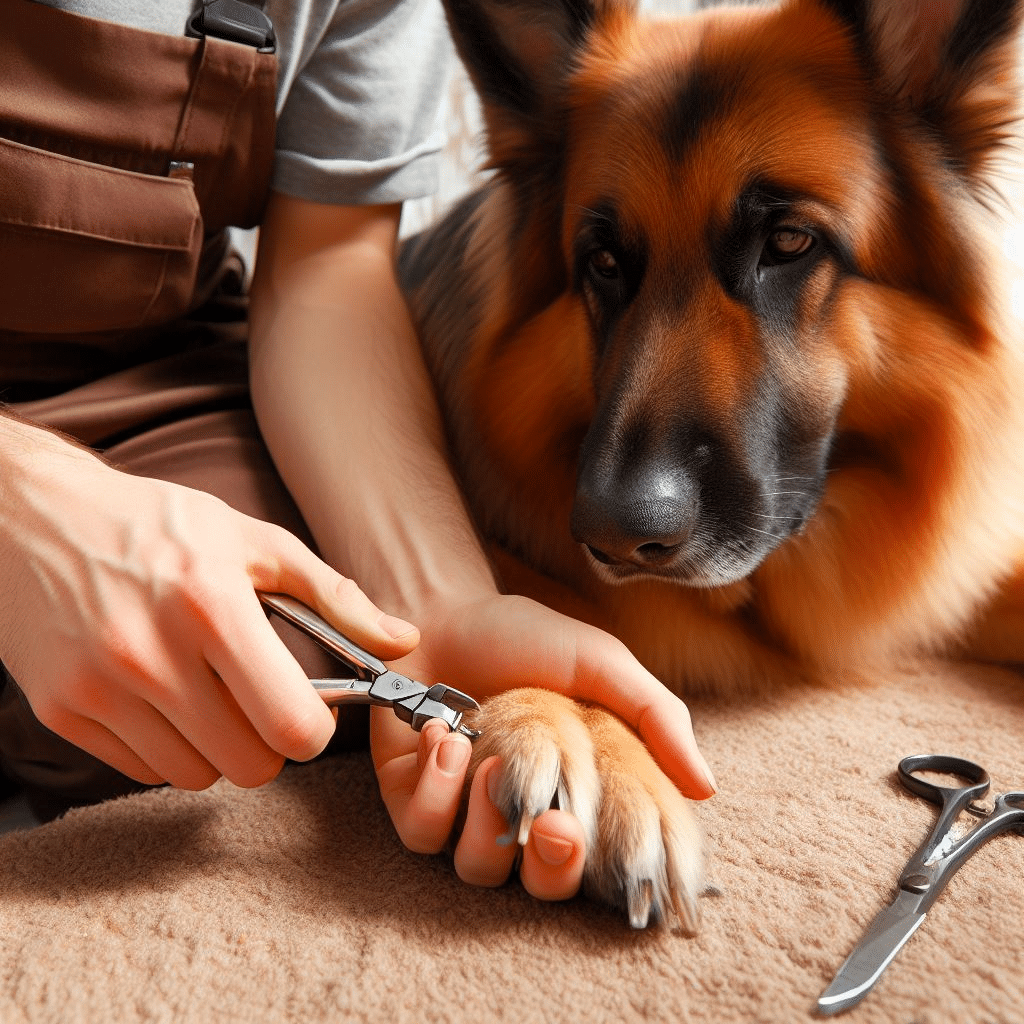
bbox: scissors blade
[818,889,927,1016]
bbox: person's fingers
[146,666,287,789]
[405,729,473,854]
[374,712,472,854]
[518,809,586,902]
[635,688,716,799]
[100,697,222,790]
[211,521,427,764]
[454,762,586,899]
[374,725,589,901]
[248,522,420,659]
[54,706,208,788]
[201,582,337,763]
[370,699,422,771]
[453,757,520,887]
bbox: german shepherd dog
[399,0,1024,929]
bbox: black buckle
[186,0,276,53]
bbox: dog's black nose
[570,489,694,570]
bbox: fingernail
[532,831,574,866]
[379,614,418,640]
[702,762,718,796]
[436,736,471,776]
[422,721,448,748]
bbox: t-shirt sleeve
[271,0,451,206]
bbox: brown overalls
[0,0,358,818]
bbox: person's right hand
[0,416,419,790]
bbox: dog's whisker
[570,204,613,225]
[745,525,782,540]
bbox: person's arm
[247,194,716,861]
[248,196,496,627]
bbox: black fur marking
[711,181,857,336]
[945,0,1021,73]
[662,64,738,163]
[571,202,648,353]
[557,0,598,45]
[445,0,539,115]
[443,0,600,117]
[812,0,867,32]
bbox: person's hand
[373,710,589,902]
[371,591,715,901]
[0,417,419,790]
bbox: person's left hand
[370,590,715,902]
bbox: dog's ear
[814,0,1022,180]
[443,0,636,166]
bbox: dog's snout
[571,485,695,570]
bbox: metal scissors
[818,754,1024,1016]
[259,592,481,739]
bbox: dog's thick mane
[401,0,1024,697]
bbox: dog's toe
[470,689,601,852]
[585,758,702,932]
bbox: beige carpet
[1,660,1021,1024]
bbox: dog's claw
[627,879,655,930]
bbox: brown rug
[1,660,1021,1024]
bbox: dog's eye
[763,229,815,264]
[588,249,620,280]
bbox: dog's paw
[466,688,702,931]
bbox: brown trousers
[0,1,364,818]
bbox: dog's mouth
[570,420,828,588]
[580,536,772,587]
[574,497,815,588]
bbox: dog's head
[441,0,1022,588]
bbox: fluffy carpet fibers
[1,660,1021,1024]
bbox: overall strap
[187,0,276,52]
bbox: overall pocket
[0,136,203,334]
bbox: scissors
[818,754,1024,1016]
[259,591,481,739]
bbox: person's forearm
[248,198,497,623]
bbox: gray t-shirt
[31,0,450,205]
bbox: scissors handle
[896,754,1020,910]
[898,754,989,808]
[258,591,388,681]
